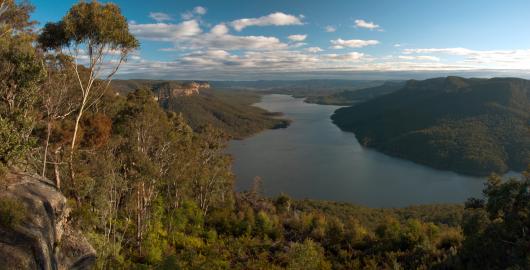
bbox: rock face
[156,81,210,101]
[0,171,96,270]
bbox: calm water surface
[227,94,485,207]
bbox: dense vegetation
[0,1,529,269]
[112,80,289,139]
[162,89,289,139]
[305,81,405,105]
[332,76,530,176]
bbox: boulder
[0,171,95,270]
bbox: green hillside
[164,89,289,139]
[112,80,289,139]
[332,77,530,176]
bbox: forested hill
[112,80,289,139]
[332,76,530,176]
[161,89,290,139]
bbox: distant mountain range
[210,79,382,91]
[211,80,385,99]
[305,81,405,105]
[332,77,530,176]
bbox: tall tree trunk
[53,147,61,190]
[136,184,142,254]
[70,100,86,158]
[68,98,86,186]
[42,121,52,177]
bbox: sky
[30,0,530,80]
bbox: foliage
[0,197,26,228]
[0,0,45,168]
[38,1,138,52]
[332,76,530,176]
[460,170,530,269]
[285,240,331,270]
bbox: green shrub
[0,198,26,228]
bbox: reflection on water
[227,94,485,207]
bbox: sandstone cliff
[156,81,210,101]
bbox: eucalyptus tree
[191,125,234,214]
[39,55,79,186]
[38,1,139,169]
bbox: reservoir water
[227,94,485,207]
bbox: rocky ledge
[0,171,95,270]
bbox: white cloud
[122,10,530,79]
[354,19,380,30]
[324,25,336,32]
[129,20,202,41]
[210,23,229,35]
[403,47,473,55]
[120,48,522,79]
[288,34,307,41]
[324,52,364,61]
[181,6,207,20]
[187,33,288,51]
[231,12,303,31]
[149,12,172,22]
[174,49,321,70]
[306,47,323,53]
[403,47,530,69]
[158,48,178,52]
[394,43,402,47]
[193,6,207,15]
[131,19,288,51]
[330,38,379,49]
[117,49,384,78]
[290,42,307,48]
[398,55,440,61]
[180,50,240,66]
[181,12,194,20]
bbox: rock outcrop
[156,81,210,101]
[0,171,96,270]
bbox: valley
[228,94,484,207]
[1,0,529,269]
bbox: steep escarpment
[155,81,210,106]
[332,77,530,176]
[0,172,95,270]
[111,80,209,97]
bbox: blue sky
[30,0,530,80]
